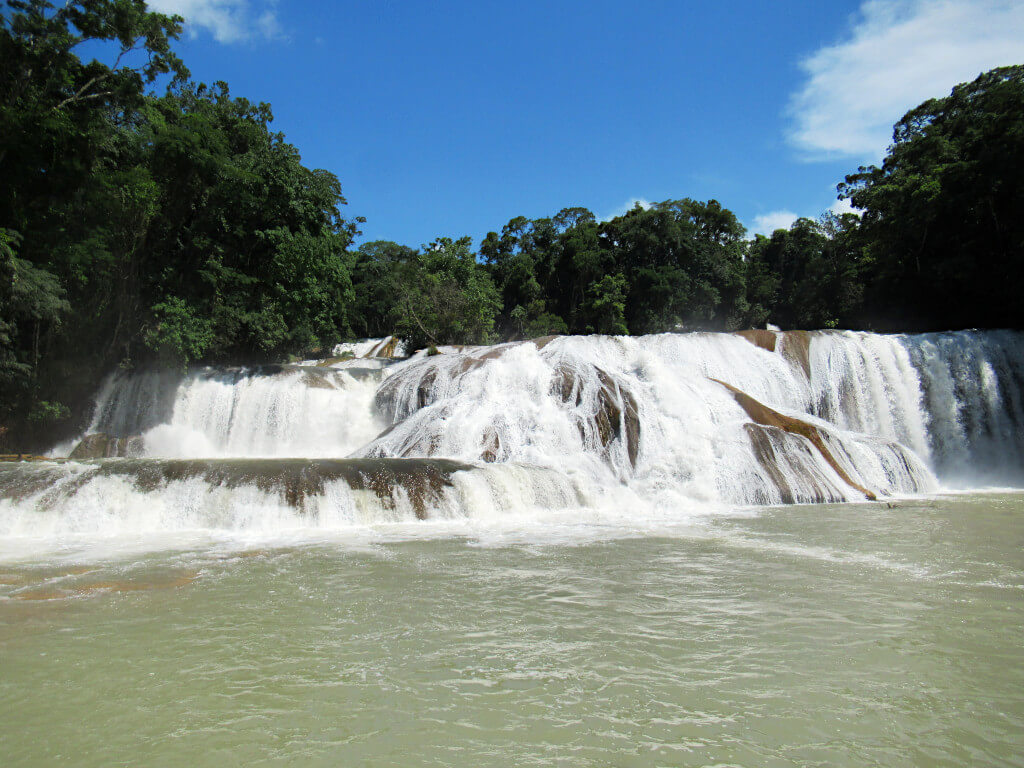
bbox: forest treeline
[2,1,1022,449]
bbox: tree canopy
[1,1,1021,451]
[1,0,358,447]
[838,65,1024,331]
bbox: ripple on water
[0,495,1023,767]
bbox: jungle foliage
[1,0,1021,448]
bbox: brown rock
[711,378,876,501]
[371,337,399,358]
[778,331,812,378]
[530,335,562,350]
[69,433,144,460]
[735,329,778,352]
[550,364,641,469]
[481,428,501,463]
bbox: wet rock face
[779,330,813,378]
[300,368,346,389]
[480,428,501,463]
[0,463,74,502]
[711,378,876,501]
[373,345,523,426]
[735,329,778,353]
[370,346,643,471]
[69,433,144,460]
[733,329,816,379]
[594,369,641,469]
[315,353,356,367]
[744,424,849,504]
[26,458,473,520]
[370,337,399,358]
[550,363,641,470]
[374,363,440,424]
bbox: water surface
[2,493,1023,767]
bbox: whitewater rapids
[2,330,1023,543]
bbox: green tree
[839,65,1024,330]
[0,3,359,448]
[744,215,864,330]
[599,199,748,332]
[0,229,69,387]
[393,237,499,350]
[582,273,628,335]
[349,240,416,338]
[0,0,186,444]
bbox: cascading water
[86,364,384,458]
[3,330,1023,545]
[806,329,1024,484]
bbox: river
[2,492,1023,766]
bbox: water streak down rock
[711,378,877,501]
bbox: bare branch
[54,89,115,110]
[52,37,147,111]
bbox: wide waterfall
[2,330,1022,543]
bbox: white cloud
[149,0,282,44]
[828,197,860,217]
[751,210,798,235]
[788,0,1024,160]
[600,197,652,221]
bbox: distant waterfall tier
[8,330,1023,537]
[84,364,386,459]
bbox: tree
[0,3,359,448]
[0,229,69,388]
[0,0,186,444]
[393,237,499,350]
[582,273,628,335]
[349,240,417,338]
[839,65,1024,330]
[0,0,186,226]
[599,199,748,332]
[744,214,864,330]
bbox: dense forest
[2,1,1022,450]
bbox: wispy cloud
[750,197,862,236]
[751,210,799,236]
[149,0,283,44]
[600,197,652,222]
[828,197,859,217]
[788,0,1024,160]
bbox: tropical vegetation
[1,1,1021,449]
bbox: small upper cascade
[330,335,407,361]
[84,364,385,459]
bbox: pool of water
[2,493,1023,766]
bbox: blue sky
[147,0,1024,247]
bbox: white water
[87,365,384,458]
[4,331,1024,548]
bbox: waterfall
[903,330,1024,483]
[4,331,1023,541]
[87,365,384,459]
[807,330,1024,485]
